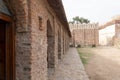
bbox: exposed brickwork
[70,23,99,47]
[9,0,32,80]
[5,0,71,80]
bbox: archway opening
[58,31,61,59]
[47,20,55,68]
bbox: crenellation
[69,23,99,47]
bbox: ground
[55,48,89,80]
[78,47,120,80]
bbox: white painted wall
[99,24,115,45]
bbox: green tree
[69,16,90,24]
[73,16,80,24]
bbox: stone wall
[6,0,71,80]
[99,20,120,47]
[70,23,99,47]
[9,0,32,80]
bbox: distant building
[99,19,120,47]
[69,23,99,47]
[99,24,115,46]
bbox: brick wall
[7,0,71,80]
[70,23,99,47]
[9,0,32,80]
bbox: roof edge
[47,0,71,37]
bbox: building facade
[99,20,120,47]
[0,0,71,80]
[99,24,115,46]
[114,20,120,48]
[69,23,99,47]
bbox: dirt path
[83,47,120,80]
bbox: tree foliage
[69,16,90,24]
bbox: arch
[47,20,55,68]
[58,28,62,59]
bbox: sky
[62,0,120,25]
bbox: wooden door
[0,18,15,80]
[0,20,6,80]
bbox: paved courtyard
[55,48,89,80]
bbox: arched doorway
[0,1,15,80]
[47,20,55,79]
[58,30,61,59]
[47,20,55,68]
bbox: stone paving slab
[55,48,89,80]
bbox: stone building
[0,0,71,80]
[114,20,120,48]
[99,19,120,47]
[99,21,115,46]
[69,23,99,47]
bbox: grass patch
[77,48,94,65]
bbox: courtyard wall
[6,0,71,80]
[69,23,99,47]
